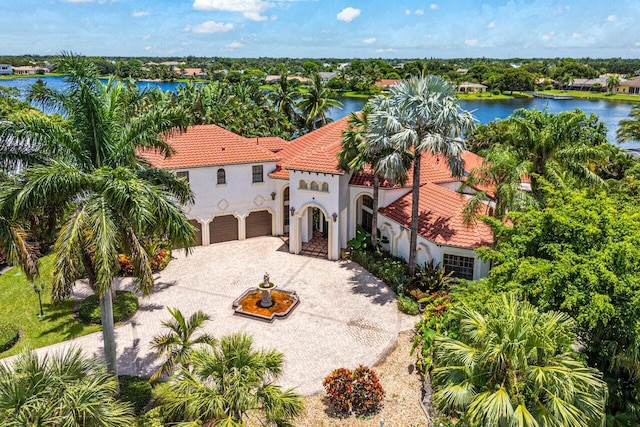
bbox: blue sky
[2,0,639,58]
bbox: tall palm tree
[432,294,607,427]
[268,72,300,124]
[0,54,194,375]
[617,105,640,143]
[297,73,343,132]
[0,348,135,426]
[150,307,216,382]
[368,75,475,275]
[162,333,303,426]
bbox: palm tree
[432,294,607,427]
[150,307,216,382]
[505,108,606,203]
[461,145,536,224]
[0,348,135,426]
[268,72,300,124]
[0,54,195,375]
[368,75,475,275]
[607,75,620,94]
[297,73,343,132]
[617,105,640,143]
[162,333,303,426]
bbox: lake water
[2,76,638,149]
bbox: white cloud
[541,31,555,40]
[465,39,478,46]
[362,37,376,44]
[375,48,395,53]
[132,11,149,17]
[571,32,582,39]
[142,34,151,40]
[430,4,438,10]
[337,7,360,22]
[404,9,411,15]
[62,0,93,2]
[144,45,151,51]
[226,41,245,48]
[414,8,424,15]
[193,0,275,21]
[185,20,234,33]
[487,21,495,29]
[552,5,570,14]
[606,14,617,22]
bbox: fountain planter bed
[232,288,300,322]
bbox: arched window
[299,180,307,189]
[217,168,226,185]
[321,182,329,192]
[310,181,319,191]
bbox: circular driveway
[16,237,414,395]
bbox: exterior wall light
[271,191,276,200]
[332,213,337,222]
[290,207,295,216]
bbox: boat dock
[532,92,574,100]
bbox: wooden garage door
[209,215,239,244]
[246,210,272,239]
[188,219,202,246]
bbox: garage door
[246,210,272,239]
[209,215,239,244]
[188,219,202,246]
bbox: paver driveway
[10,237,414,395]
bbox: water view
[2,76,637,149]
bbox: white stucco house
[140,116,493,281]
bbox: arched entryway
[291,203,333,259]
[355,194,374,234]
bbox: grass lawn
[537,89,640,103]
[0,255,100,358]
[457,91,532,101]
[0,73,65,80]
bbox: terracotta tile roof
[375,79,401,87]
[139,124,279,169]
[278,116,351,175]
[349,150,482,187]
[250,136,289,153]
[379,183,493,249]
[268,165,290,179]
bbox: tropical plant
[268,72,300,124]
[432,294,607,427]
[161,333,303,426]
[150,307,216,382]
[368,74,475,275]
[461,144,536,224]
[323,365,385,417]
[0,348,135,426]
[617,105,640,143]
[297,73,342,132]
[0,53,195,375]
[477,186,640,422]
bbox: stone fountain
[232,272,300,322]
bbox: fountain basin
[232,288,300,322]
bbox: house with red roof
[140,116,493,280]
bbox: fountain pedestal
[232,273,300,322]
[259,273,274,308]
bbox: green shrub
[323,365,385,417]
[78,291,139,324]
[397,294,420,315]
[118,375,153,415]
[0,323,20,353]
[492,89,500,95]
[137,407,165,427]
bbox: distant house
[456,82,487,93]
[318,71,338,83]
[616,76,640,95]
[181,68,207,79]
[265,75,310,84]
[568,77,608,91]
[0,64,12,76]
[12,65,48,75]
[375,79,401,88]
[456,68,469,75]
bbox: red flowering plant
[323,365,385,417]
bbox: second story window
[217,168,226,185]
[252,165,263,183]
[176,171,189,182]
